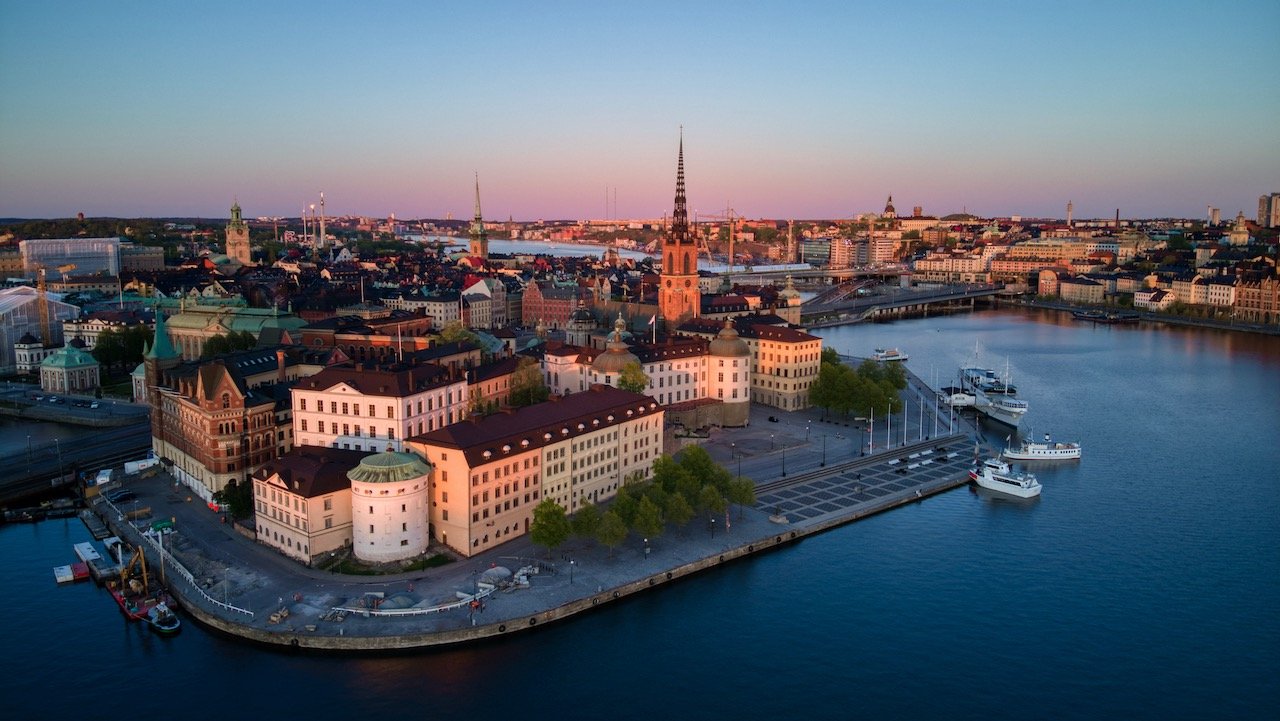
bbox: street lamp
[569,559,575,584]
[781,444,787,477]
[806,421,811,441]
[770,433,775,450]
[644,538,650,560]
[821,435,827,467]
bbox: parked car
[90,402,99,409]
[104,489,136,503]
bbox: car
[104,489,136,503]
[89,402,99,409]
[48,396,59,403]
[33,394,44,401]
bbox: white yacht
[1002,433,1082,461]
[969,457,1042,498]
[873,348,908,362]
[939,386,976,407]
[975,391,1028,428]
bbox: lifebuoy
[665,571,672,580]
[648,578,655,586]
[499,624,506,632]
[776,536,782,543]
[748,545,754,552]
[591,598,598,606]
[719,555,724,562]
[529,617,537,626]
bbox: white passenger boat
[873,347,908,362]
[975,391,1027,428]
[969,457,1041,498]
[1002,433,1081,461]
[939,386,976,407]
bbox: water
[3,309,1277,720]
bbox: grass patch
[328,553,454,575]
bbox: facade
[1059,276,1106,304]
[292,361,470,453]
[349,450,433,563]
[119,243,165,272]
[1257,193,1280,228]
[162,301,308,360]
[659,137,700,328]
[408,385,663,556]
[20,237,120,278]
[253,447,366,565]
[63,309,154,350]
[1235,276,1280,324]
[679,319,821,411]
[225,201,253,266]
[521,280,579,329]
[13,333,49,373]
[39,342,100,394]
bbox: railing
[333,585,495,617]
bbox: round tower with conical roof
[708,319,751,426]
[349,449,433,563]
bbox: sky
[2,1,1278,222]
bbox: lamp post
[806,421,811,441]
[770,433,775,451]
[644,537,650,560]
[821,435,827,467]
[781,443,787,477]
[569,559,575,584]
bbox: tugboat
[146,601,181,635]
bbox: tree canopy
[618,361,650,393]
[509,356,550,407]
[201,330,257,359]
[809,354,905,418]
[529,499,571,557]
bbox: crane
[696,206,742,271]
[36,264,76,347]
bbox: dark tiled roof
[300,361,458,396]
[254,446,367,498]
[411,385,659,467]
[631,337,709,363]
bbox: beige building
[678,319,822,411]
[349,450,433,563]
[408,385,663,556]
[253,447,367,566]
[39,341,100,394]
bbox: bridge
[716,264,911,286]
[0,421,152,504]
[800,284,1001,327]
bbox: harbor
[6,308,1277,719]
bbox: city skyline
[2,1,1277,221]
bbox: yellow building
[253,447,367,566]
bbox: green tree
[596,510,628,558]
[664,492,695,529]
[214,479,254,519]
[618,361,650,393]
[697,485,726,516]
[572,502,601,539]
[678,445,733,494]
[821,347,841,365]
[529,499,571,558]
[611,485,641,526]
[632,495,665,540]
[726,477,756,520]
[438,320,480,348]
[92,328,125,370]
[509,356,550,407]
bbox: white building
[0,286,80,373]
[349,450,433,563]
[20,237,121,278]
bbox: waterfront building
[39,340,100,394]
[659,136,700,329]
[1134,288,1175,311]
[1234,276,1280,324]
[225,201,253,266]
[349,450,433,563]
[253,446,367,565]
[20,237,120,279]
[407,385,663,555]
[0,285,80,373]
[1059,276,1106,304]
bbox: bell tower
[226,200,252,265]
[659,132,699,329]
[469,175,489,260]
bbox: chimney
[276,348,286,384]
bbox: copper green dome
[346,449,431,484]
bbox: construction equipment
[120,545,150,596]
[34,263,75,347]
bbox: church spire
[671,128,689,244]
[144,304,180,361]
[469,174,489,259]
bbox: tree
[632,495,665,540]
[596,510,628,558]
[92,328,125,370]
[214,479,254,519]
[572,502,601,539]
[618,361,649,393]
[664,492,695,529]
[529,499,571,558]
[438,320,480,348]
[726,477,756,520]
[697,485,726,516]
[509,356,550,407]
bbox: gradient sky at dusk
[2,1,1277,221]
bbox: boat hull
[1002,447,1081,461]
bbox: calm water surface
[2,309,1277,720]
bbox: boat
[969,457,1041,498]
[1072,309,1108,322]
[1072,309,1139,324]
[108,544,160,621]
[873,348,908,362]
[938,386,976,407]
[975,391,1028,428]
[146,601,181,635]
[1002,433,1081,461]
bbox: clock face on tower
[684,279,691,287]
[666,280,672,288]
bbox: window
[342,402,348,415]
[442,509,449,521]
[301,419,308,432]
[402,522,407,532]
[369,525,374,533]
[387,406,394,418]
[368,404,375,416]
[300,399,307,411]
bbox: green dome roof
[346,449,431,484]
[41,345,98,369]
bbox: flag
[648,315,655,326]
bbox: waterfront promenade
[91,363,981,651]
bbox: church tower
[659,133,699,329]
[469,176,489,260]
[226,200,252,265]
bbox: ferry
[1002,433,1082,461]
[873,348,909,362]
[969,458,1041,498]
[938,386,976,407]
[975,392,1027,428]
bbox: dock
[79,509,110,540]
[72,541,101,563]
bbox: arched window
[682,253,690,275]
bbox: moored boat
[939,386,976,407]
[873,347,908,362]
[969,457,1041,498]
[1002,433,1081,461]
[146,601,181,635]
[975,391,1027,428]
